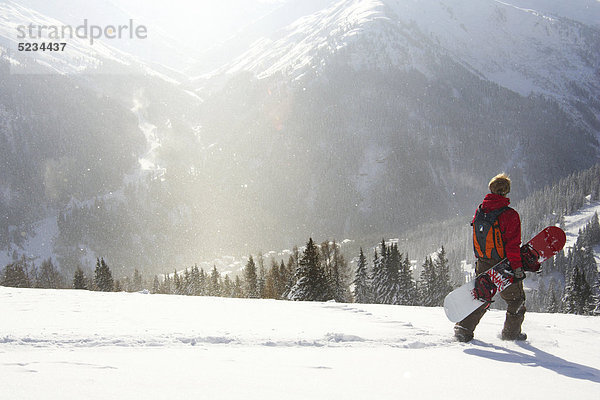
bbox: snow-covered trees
[592,276,600,316]
[416,249,454,307]
[524,213,599,315]
[370,241,403,304]
[563,263,592,315]
[560,216,599,315]
[352,242,448,307]
[1,257,66,289]
[2,216,594,316]
[321,241,352,303]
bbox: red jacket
[473,193,523,270]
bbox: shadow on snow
[464,341,600,384]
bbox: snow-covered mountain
[187,0,600,252]
[1,286,599,399]
[200,0,600,133]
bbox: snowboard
[443,226,566,323]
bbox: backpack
[472,205,508,261]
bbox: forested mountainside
[3,164,599,316]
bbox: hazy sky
[114,0,284,46]
[11,0,288,69]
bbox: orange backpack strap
[493,220,505,258]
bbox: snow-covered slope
[1,287,599,399]
[387,0,600,99]
[216,0,600,93]
[209,0,438,80]
[563,196,600,266]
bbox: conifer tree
[173,269,182,295]
[132,269,143,292]
[257,252,266,298]
[320,241,335,301]
[586,212,600,245]
[152,275,160,294]
[93,258,114,292]
[233,275,244,298]
[398,254,415,305]
[222,275,233,298]
[264,259,280,299]
[563,264,592,315]
[323,241,351,303]
[591,275,600,316]
[190,265,201,296]
[209,266,222,297]
[418,257,436,307]
[379,243,400,304]
[369,241,405,305]
[159,273,172,294]
[36,258,62,289]
[282,255,296,299]
[244,255,259,298]
[577,227,598,285]
[546,279,561,313]
[73,267,87,290]
[288,238,328,301]
[182,269,192,295]
[353,248,371,304]
[121,276,132,292]
[433,247,453,306]
[371,242,386,304]
[1,258,31,288]
[199,268,208,296]
[554,249,568,278]
[276,260,288,299]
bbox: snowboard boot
[454,325,474,343]
[501,331,527,341]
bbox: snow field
[1,287,599,399]
[562,198,600,265]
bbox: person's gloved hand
[501,265,525,281]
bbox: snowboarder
[454,173,527,342]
